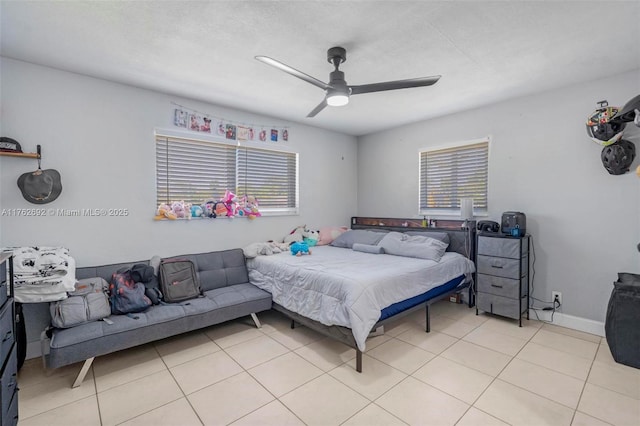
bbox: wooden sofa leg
[356,349,362,373]
[250,313,262,329]
[72,357,95,388]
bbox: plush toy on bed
[283,225,307,244]
[290,241,311,256]
[303,229,320,247]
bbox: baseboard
[529,309,605,337]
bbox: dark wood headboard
[350,216,477,261]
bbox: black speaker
[501,212,526,236]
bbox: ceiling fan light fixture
[256,46,440,117]
[326,90,349,107]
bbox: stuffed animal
[236,195,261,220]
[303,229,320,247]
[290,241,311,256]
[283,225,307,244]
[155,203,177,220]
[202,199,217,218]
[221,190,239,217]
[245,195,261,220]
[191,204,203,218]
[214,201,228,217]
[171,201,188,219]
[236,195,247,217]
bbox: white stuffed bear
[283,225,307,244]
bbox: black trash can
[605,273,640,369]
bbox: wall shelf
[0,151,39,159]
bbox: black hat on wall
[17,168,62,204]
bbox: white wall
[0,58,358,266]
[357,70,640,324]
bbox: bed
[246,217,477,372]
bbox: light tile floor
[17,301,640,426]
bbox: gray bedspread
[247,245,475,350]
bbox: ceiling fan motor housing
[327,46,347,65]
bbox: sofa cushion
[50,304,184,349]
[205,283,271,308]
[175,249,249,291]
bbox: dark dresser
[0,253,18,426]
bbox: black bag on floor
[159,259,202,303]
[605,273,640,368]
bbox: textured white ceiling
[2,1,639,136]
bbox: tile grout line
[207,319,309,425]
[453,318,545,425]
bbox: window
[419,139,489,215]
[156,134,298,215]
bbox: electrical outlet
[552,291,562,305]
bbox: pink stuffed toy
[171,201,188,219]
[221,190,238,218]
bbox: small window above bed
[419,138,489,216]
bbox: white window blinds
[237,147,298,212]
[156,135,298,214]
[419,140,489,215]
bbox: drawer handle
[491,265,503,269]
[490,284,503,288]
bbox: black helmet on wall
[611,94,640,124]
[587,106,626,145]
[601,139,636,175]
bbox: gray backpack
[50,277,111,328]
[159,259,202,302]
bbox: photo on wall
[226,124,237,140]
[237,126,249,141]
[201,117,212,133]
[271,129,278,142]
[189,114,202,131]
[174,109,187,128]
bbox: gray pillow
[352,243,385,254]
[379,231,448,261]
[330,229,386,249]
[404,231,450,246]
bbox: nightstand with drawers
[0,252,18,426]
[475,234,530,326]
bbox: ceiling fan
[255,46,441,117]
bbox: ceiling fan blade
[307,99,328,118]
[349,75,441,95]
[255,56,330,91]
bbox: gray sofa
[41,248,272,387]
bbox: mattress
[247,245,475,350]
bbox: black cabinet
[475,234,530,326]
[0,253,18,426]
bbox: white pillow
[352,243,385,254]
[379,231,448,261]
